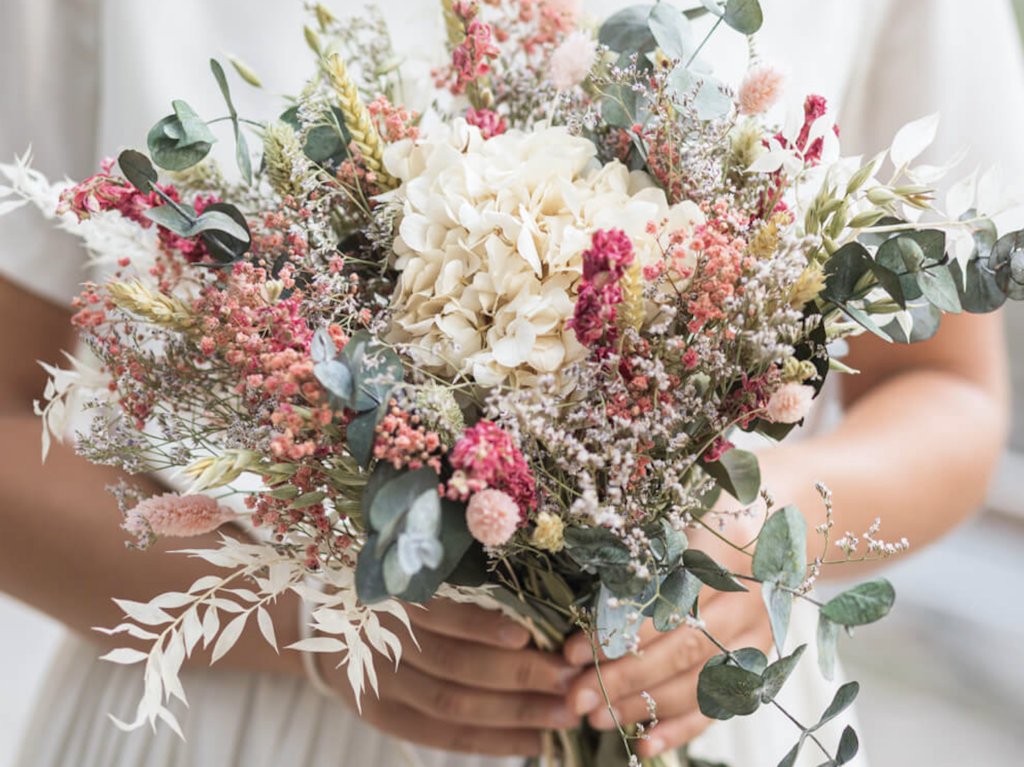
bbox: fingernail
[498,624,529,647]
[573,688,601,715]
[551,704,578,729]
[646,737,666,755]
[568,643,591,666]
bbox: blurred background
[2,2,1024,766]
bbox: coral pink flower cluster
[447,420,536,517]
[366,96,420,143]
[372,401,445,472]
[686,201,752,334]
[123,493,235,542]
[569,228,635,352]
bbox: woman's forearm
[0,412,304,677]
[755,367,1007,576]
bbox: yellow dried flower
[619,260,645,331]
[728,118,767,172]
[108,281,194,331]
[789,264,827,310]
[263,121,307,198]
[530,512,565,553]
[327,54,398,190]
[746,212,789,260]
[782,357,817,383]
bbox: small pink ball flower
[465,489,520,547]
[738,63,785,115]
[765,382,815,424]
[543,0,583,24]
[123,493,236,540]
[549,30,597,91]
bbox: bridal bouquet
[5,1,1023,765]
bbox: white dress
[3,1,1023,766]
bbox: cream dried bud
[530,512,566,553]
[228,55,263,88]
[846,162,877,196]
[183,449,263,491]
[825,201,849,239]
[866,187,898,205]
[264,279,285,303]
[304,25,322,56]
[848,210,885,229]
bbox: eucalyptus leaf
[816,614,840,680]
[916,266,962,314]
[752,505,807,589]
[703,447,761,505]
[777,742,802,767]
[835,301,893,342]
[280,105,352,165]
[189,210,250,241]
[597,5,658,52]
[653,570,701,631]
[368,467,439,534]
[595,583,641,659]
[697,663,764,717]
[760,644,807,702]
[951,249,1006,313]
[346,408,379,469]
[989,230,1024,300]
[118,149,157,193]
[822,243,872,305]
[198,202,251,261]
[383,546,413,594]
[148,115,213,171]
[398,500,474,603]
[820,579,895,626]
[143,204,194,237]
[836,726,859,764]
[692,75,733,120]
[683,549,747,592]
[647,2,694,60]
[311,328,338,365]
[881,301,942,344]
[172,100,216,145]
[869,260,906,308]
[723,0,764,34]
[355,535,390,603]
[659,518,688,568]
[731,647,768,674]
[761,581,793,656]
[810,681,860,732]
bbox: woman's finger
[376,661,580,730]
[396,623,580,693]
[405,598,532,649]
[634,708,711,758]
[587,626,770,730]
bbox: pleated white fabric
[5,1,1024,766]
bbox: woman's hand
[562,516,772,759]
[330,598,583,756]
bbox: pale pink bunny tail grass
[738,63,785,115]
[765,382,815,424]
[466,489,520,547]
[124,492,236,543]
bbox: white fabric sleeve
[0,0,103,306]
[840,0,1024,209]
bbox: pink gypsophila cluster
[465,488,520,546]
[123,493,235,541]
[466,108,507,139]
[569,228,635,352]
[373,400,445,472]
[447,420,536,517]
[686,201,751,335]
[367,96,420,142]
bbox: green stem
[685,16,724,69]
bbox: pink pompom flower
[765,382,815,424]
[123,493,236,543]
[738,63,785,116]
[466,489,520,547]
[549,31,597,91]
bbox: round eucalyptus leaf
[597,5,658,52]
[989,230,1024,300]
[820,578,895,626]
[148,115,213,171]
[915,265,962,314]
[280,105,351,165]
[881,302,941,344]
[723,0,763,34]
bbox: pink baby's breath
[465,489,520,546]
[123,493,236,540]
[766,382,815,424]
[738,63,785,115]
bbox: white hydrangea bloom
[383,120,702,389]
